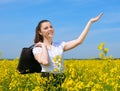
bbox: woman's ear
[39,31,42,35]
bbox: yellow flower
[103,48,109,54]
[53,55,62,63]
[99,52,104,58]
[86,81,94,87]
[53,68,59,72]
[94,83,102,89]
[109,55,114,60]
[110,67,117,73]
[98,42,105,50]
[1,58,120,90]
[32,86,44,91]
[75,81,84,89]
[53,57,57,62]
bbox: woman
[33,13,103,77]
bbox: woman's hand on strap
[35,42,46,47]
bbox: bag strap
[29,45,34,49]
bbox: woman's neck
[43,39,52,49]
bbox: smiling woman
[34,20,54,43]
[32,13,103,81]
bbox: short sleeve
[61,41,66,48]
[32,47,42,55]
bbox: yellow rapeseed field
[0,59,120,91]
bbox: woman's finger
[35,42,42,47]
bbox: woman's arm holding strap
[64,13,103,51]
[33,42,49,66]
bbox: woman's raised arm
[64,13,103,51]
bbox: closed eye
[50,25,53,28]
[44,27,48,30]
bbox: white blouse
[32,42,65,73]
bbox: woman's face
[40,22,54,39]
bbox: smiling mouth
[48,32,54,35]
[47,32,53,36]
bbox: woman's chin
[48,35,54,38]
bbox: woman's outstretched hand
[90,12,103,23]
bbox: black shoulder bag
[17,45,42,74]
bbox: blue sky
[0,0,120,59]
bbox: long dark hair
[34,20,50,43]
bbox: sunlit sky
[0,0,120,59]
